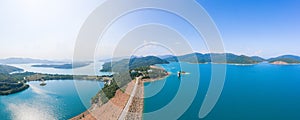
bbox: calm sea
[144,62,300,120]
[0,63,106,120]
[0,80,103,120]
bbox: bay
[0,62,107,120]
[144,62,300,120]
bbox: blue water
[144,62,300,120]
[0,80,103,120]
[8,62,112,76]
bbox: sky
[197,0,300,58]
[0,0,299,60]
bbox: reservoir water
[0,80,103,120]
[0,62,106,120]
[2,62,300,119]
[144,62,300,120]
[8,62,111,76]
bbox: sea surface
[8,62,111,76]
[0,80,103,120]
[144,62,300,120]
[0,63,106,120]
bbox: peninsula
[72,56,169,120]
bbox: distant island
[268,55,300,64]
[0,58,61,64]
[0,64,108,95]
[163,53,300,65]
[0,64,23,74]
[31,62,91,69]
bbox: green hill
[268,55,300,63]
[100,56,169,72]
[0,65,28,95]
[0,65,23,74]
[164,53,263,64]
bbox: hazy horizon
[0,51,299,61]
[0,0,299,60]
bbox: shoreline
[70,76,167,120]
[179,61,300,66]
[142,72,170,83]
[0,82,29,95]
[70,80,136,120]
[70,66,169,120]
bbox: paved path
[118,77,141,120]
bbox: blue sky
[0,0,299,59]
[197,0,300,58]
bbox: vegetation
[100,59,128,72]
[165,53,265,64]
[129,56,169,69]
[0,82,29,95]
[24,73,74,81]
[0,65,23,74]
[100,56,169,72]
[93,56,169,104]
[92,80,119,104]
[251,56,266,62]
[0,64,109,95]
[268,55,300,63]
[0,72,32,95]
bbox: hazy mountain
[0,58,60,64]
[0,65,23,74]
[31,62,91,69]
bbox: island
[0,64,23,74]
[164,53,265,64]
[31,62,91,69]
[268,55,300,65]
